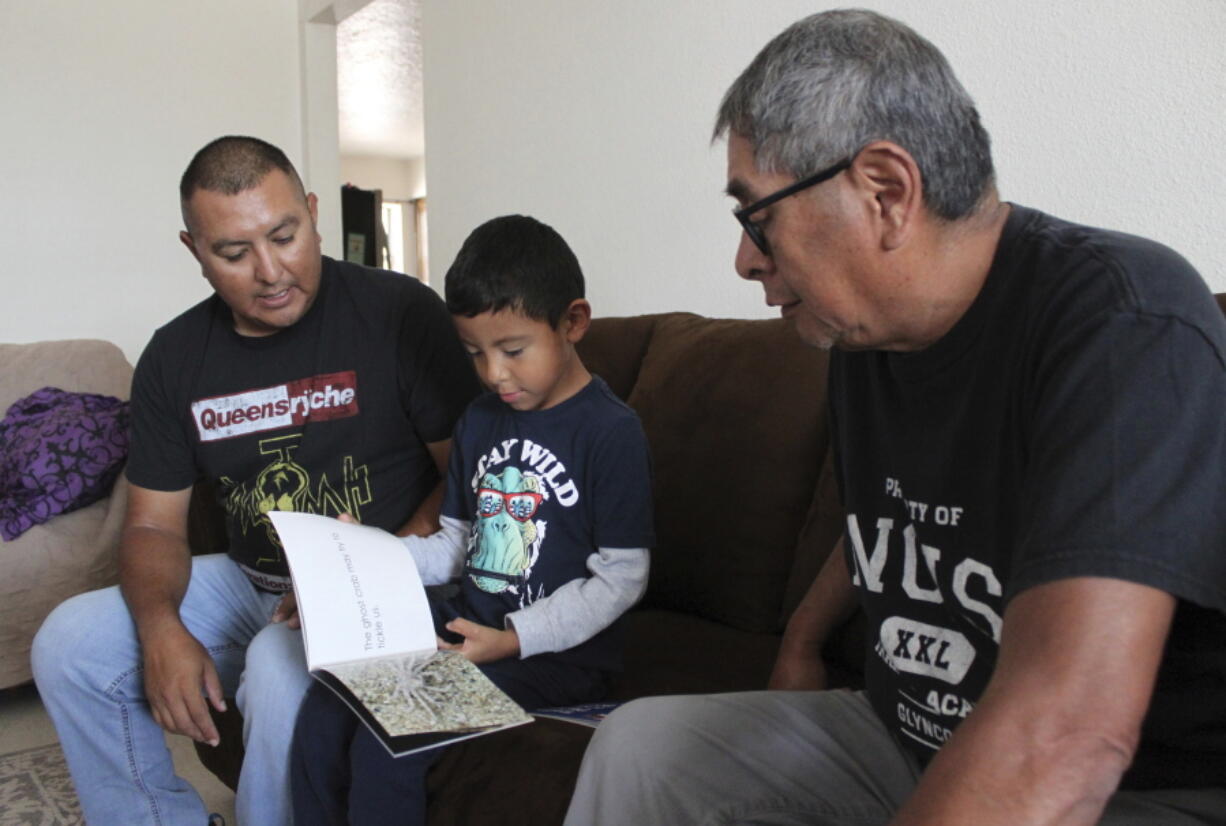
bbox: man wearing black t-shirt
[566,11,1226,826]
[32,137,479,826]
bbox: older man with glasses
[564,9,1226,826]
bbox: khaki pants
[564,689,1226,825]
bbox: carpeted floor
[0,743,82,826]
[0,683,234,824]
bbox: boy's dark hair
[445,215,585,327]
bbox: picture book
[268,511,533,757]
[531,701,623,728]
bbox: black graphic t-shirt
[442,376,655,671]
[126,257,480,590]
[830,205,1226,789]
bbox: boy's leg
[564,689,922,826]
[234,617,313,826]
[343,655,604,826]
[31,554,274,826]
[291,681,361,826]
[479,655,607,709]
[347,727,439,826]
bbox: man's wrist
[130,605,187,644]
[779,623,828,655]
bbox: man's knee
[31,602,72,681]
[238,621,310,715]
[32,587,128,683]
[584,696,694,770]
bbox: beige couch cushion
[0,339,133,687]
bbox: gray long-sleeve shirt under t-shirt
[404,516,649,659]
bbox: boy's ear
[561,299,592,343]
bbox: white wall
[341,155,426,201]
[1,0,342,363]
[422,0,1226,321]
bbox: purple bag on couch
[0,387,130,541]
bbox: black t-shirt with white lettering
[126,257,480,590]
[830,205,1226,789]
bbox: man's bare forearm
[781,537,858,653]
[890,578,1173,826]
[119,524,194,644]
[891,687,1134,825]
[770,537,860,689]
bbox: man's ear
[179,230,203,264]
[849,141,923,251]
[561,299,593,343]
[306,192,321,242]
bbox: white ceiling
[336,0,424,159]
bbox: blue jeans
[31,554,313,826]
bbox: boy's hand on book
[271,591,301,629]
[439,618,521,664]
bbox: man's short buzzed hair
[179,136,307,227]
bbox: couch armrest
[0,475,127,688]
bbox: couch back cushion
[575,314,662,400]
[0,340,133,411]
[609,313,830,633]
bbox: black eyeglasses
[733,158,852,256]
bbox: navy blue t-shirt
[441,376,655,671]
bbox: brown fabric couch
[191,311,864,822]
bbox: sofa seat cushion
[612,608,779,699]
[422,608,781,826]
[425,716,591,826]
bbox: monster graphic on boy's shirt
[467,467,545,595]
[456,432,588,610]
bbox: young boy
[289,215,655,825]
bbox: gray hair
[714,9,994,220]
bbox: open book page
[268,511,533,756]
[329,650,531,740]
[268,510,435,669]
